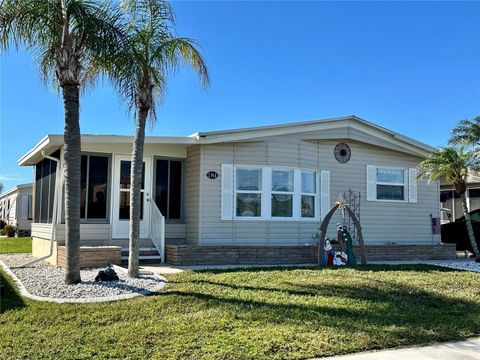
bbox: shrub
[0,220,5,230]
[3,224,16,237]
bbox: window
[235,168,262,217]
[118,160,144,220]
[376,168,405,201]
[80,155,110,220]
[271,169,294,217]
[231,166,320,220]
[155,159,183,220]
[301,171,316,218]
[34,150,59,223]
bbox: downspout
[16,151,62,268]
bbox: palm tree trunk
[128,106,148,278]
[62,84,82,285]
[459,193,480,261]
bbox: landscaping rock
[0,254,165,301]
[95,267,119,282]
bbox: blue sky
[0,1,479,191]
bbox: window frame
[234,166,263,219]
[375,166,407,203]
[301,170,317,218]
[232,165,320,221]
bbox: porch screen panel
[154,159,183,220]
[34,161,43,223]
[169,161,182,219]
[87,156,108,219]
[155,160,169,216]
[34,150,59,223]
[80,155,88,218]
[47,159,57,223]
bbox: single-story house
[440,174,480,223]
[0,183,33,236]
[18,116,456,266]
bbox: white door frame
[111,155,153,239]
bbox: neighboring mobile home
[0,183,33,236]
[440,174,480,224]
[18,116,455,266]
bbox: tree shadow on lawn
[0,271,25,313]
[164,271,480,347]
[194,264,460,275]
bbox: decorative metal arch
[318,204,367,266]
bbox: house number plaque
[206,171,219,179]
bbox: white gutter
[16,151,63,268]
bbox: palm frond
[106,0,208,124]
[417,146,477,184]
[450,116,480,147]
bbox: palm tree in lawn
[108,0,208,277]
[450,116,480,148]
[418,146,480,262]
[0,0,123,284]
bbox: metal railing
[150,200,165,263]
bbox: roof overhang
[19,115,437,166]
[193,115,437,158]
[18,134,197,166]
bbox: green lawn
[0,265,479,359]
[0,237,31,254]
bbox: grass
[0,265,479,359]
[0,237,31,254]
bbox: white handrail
[150,200,165,263]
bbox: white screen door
[112,155,152,239]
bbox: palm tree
[108,0,208,277]
[450,116,480,148]
[418,146,480,262]
[0,0,123,284]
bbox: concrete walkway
[318,338,480,360]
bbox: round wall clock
[334,143,351,163]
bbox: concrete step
[121,247,162,264]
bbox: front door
[112,155,152,239]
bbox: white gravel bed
[433,261,480,273]
[0,254,166,303]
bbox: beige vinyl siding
[185,146,202,245]
[54,224,111,244]
[31,223,53,239]
[195,131,440,246]
[165,223,185,239]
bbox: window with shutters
[376,167,406,201]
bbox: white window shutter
[221,164,234,220]
[320,170,330,220]
[408,168,417,203]
[366,165,376,201]
[20,195,29,220]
